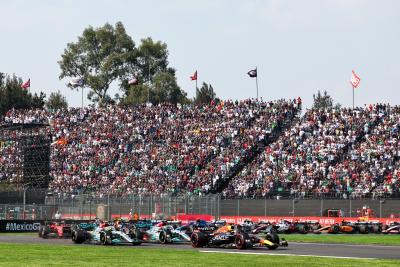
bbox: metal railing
[1,194,399,220]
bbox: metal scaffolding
[0,123,51,188]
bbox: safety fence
[1,195,399,221]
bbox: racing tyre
[265,232,280,250]
[72,229,87,244]
[329,225,340,234]
[297,224,308,234]
[159,230,170,244]
[371,224,381,233]
[235,233,251,250]
[42,226,50,239]
[100,233,111,245]
[38,226,43,237]
[358,225,368,234]
[191,232,206,248]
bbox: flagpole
[255,67,259,99]
[81,87,84,108]
[352,86,354,109]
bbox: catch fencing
[0,194,399,220]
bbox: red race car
[38,221,72,238]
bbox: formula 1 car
[38,221,72,238]
[144,221,192,244]
[273,220,320,234]
[382,222,400,234]
[191,223,287,250]
[71,222,142,245]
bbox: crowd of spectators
[223,104,400,198]
[2,101,399,199]
[1,99,298,196]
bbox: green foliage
[281,234,400,246]
[46,90,68,110]
[58,22,135,104]
[312,90,338,110]
[194,82,216,105]
[0,73,46,116]
[0,243,399,267]
[152,72,187,105]
[60,22,187,106]
[120,84,149,106]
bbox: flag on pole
[21,79,30,89]
[190,70,197,81]
[350,70,361,89]
[69,78,84,87]
[247,69,257,78]
[128,77,139,85]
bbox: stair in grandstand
[173,103,273,192]
[369,123,400,196]
[210,108,300,194]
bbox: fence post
[119,197,122,219]
[199,196,201,214]
[205,197,208,215]
[107,194,110,221]
[138,195,141,218]
[320,198,323,217]
[237,199,240,217]
[349,199,352,217]
[264,198,267,217]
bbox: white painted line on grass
[290,242,400,249]
[200,250,378,260]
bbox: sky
[0,0,399,109]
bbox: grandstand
[1,100,399,200]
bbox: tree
[312,90,336,110]
[120,84,149,106]
[46,91,68,110]
[58,22,135,105]
[152,72,187,105]
[119,37,172,96]
[194,82,216,105]
[0,73,46,116]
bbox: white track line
[291,242,400,249]
[200,250,377,260]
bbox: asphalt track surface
[0,234,400,260]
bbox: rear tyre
[191,232,206,248]
[297,224,308,234]
[371,224,381,233]
[235,233,251,250]
[329,225,340,234]
[265,232,280,250]
[358,225,368,234]
[72,229,87,244]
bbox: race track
[0,234,399,260]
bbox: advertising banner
[0,220,43,232]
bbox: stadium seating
[1,101,399,198]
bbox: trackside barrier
[219,216,399,226]
[0,220,89,232]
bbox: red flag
[190,71,197,81]
[350,70,361,89]
[21,79,30,89]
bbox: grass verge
[0,243,399,267]
[280,234,400,246]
